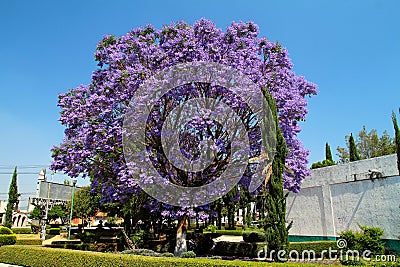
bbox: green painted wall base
[383,239,400,254]
[289,236,400,254]
[289,235,336,242]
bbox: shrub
[11,228,32,234]
[181,250,196,258]
[121,249,175,258]
[15,239,42,245]
[0,234,17,246]
[359,225,384,254]
[242,231,266,242]
[0,226,13,235]
[0,226,16,246]
[121,248,160,257]
[160,252,174,257]
[340,257,364,266]
[205,225,217,233]
[339,224,385,255]
[187,233,217,255]
[79,232,97,243]
[340,229,362,251]
[212,241,267,257]
[289,241,338,258]
[130,230,145,248]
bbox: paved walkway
[42,234,68,246]
[213,234,243,242]
[0,263,23,267]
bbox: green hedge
[0,226,13,235]
[15,239,42,245]
[0,245,320,267]
[181,250,196,258]
[0,234,17,246]
[242,231,266,242]
[12,227,32,234]
[212,241,267,257]
[289,241,338,258]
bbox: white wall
[286,154,400,239]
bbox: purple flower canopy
[51,19,317,205]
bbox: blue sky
[0,0,399,207]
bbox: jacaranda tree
[51,19,317,254]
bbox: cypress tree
[349,133,360,162]
[325,142,333,161]
[392,111,400,175]
[262,92,290,261]
[4,167,19,228]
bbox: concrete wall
[286,154,400,240]
[0,200,6,214]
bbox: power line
[0,192,36,195]
[0,165,49,169]
[0,172,39,174]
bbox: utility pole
[40,169,48,241]
[68,178,77,240]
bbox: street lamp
[68,178,77,240]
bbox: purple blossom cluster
[51,19,317,207]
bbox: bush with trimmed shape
[181,250,196,258]
[0,226,16,246]
[242,231,266,242]
[0,234,17,246]
[0,226,13,235]
[12,227,32,234]
[15,239,42,245]
[161,252,174,257]
[212,241,267,257]
[289,241,338,258]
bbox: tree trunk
[217,202,222,230]
[174,214,188,256]
[227,208,233,229]
[124,214,131,236]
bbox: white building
[286,154,400,252]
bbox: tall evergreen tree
[262,92,290,261]
[4,167,19,228]
[349,133,360,162]
[392,111,400,175]
[325,142,333,161]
